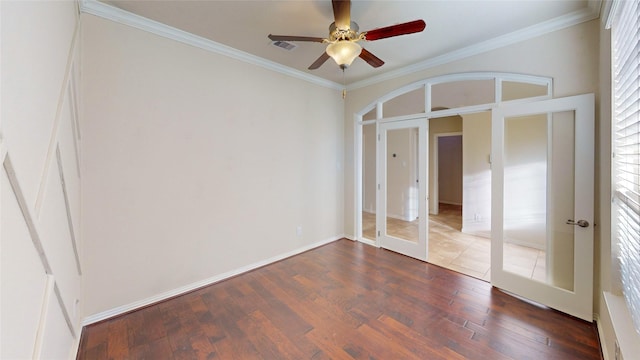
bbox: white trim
[348,6,599,90]
[603,292,640,360]
[81,235,343,325]
[357,72,553,116]
[32,275,55,360]
[3,155,53,274]
[595,313,612,360]
[78,0,342,90]
[355,118,365,241]
[55,146,82,276]
[34,12,82,218]
[53,283,77,338]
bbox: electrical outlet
[296,225,302,237]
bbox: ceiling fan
[268,0,426,70]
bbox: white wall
[1,1,83,358]
[80,14,344,319]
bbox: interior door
[491,94,594,321]
[378,118,428,261]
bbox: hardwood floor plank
[246,310,310,358]
[375,314,468,359]
[77,239,602,360]
[105,318,129,359]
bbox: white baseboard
[595,313,611,360]
[81,235,343,326]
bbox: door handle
[566,219,589,228]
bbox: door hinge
[378,134,380,141]
[377,230,380,237]
[378,184,380,190]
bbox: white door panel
[378,119,428,261]
[491,94,594,321]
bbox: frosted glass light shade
[326,41,362,68]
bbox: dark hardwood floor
[77,239,602,359]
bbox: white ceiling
[90,0,600,87]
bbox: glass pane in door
[385,127,420,243]
[362,123,377,240]
[503,111,575,291]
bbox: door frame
[432,132,463,215]
[355,72,553,245]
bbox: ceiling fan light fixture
[326,41,362,69]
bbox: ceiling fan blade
[268,34,325,43]
[332,0,351,29]
[364,20,426,41]
[308,52,331,70]
[359,48,384,68]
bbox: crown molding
[347,4,601,90]
[79,0,600,92]
[78,0,343,90]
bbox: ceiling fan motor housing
[329,21,361,42]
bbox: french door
[491,94,594,321]
[377,119,428,261]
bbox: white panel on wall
[0,0,78,208]
[38,291,75,360]
[1,167,48,359]
[38,157,81,331]
[57,89,82,261]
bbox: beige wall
[1,1,83,358]
[344,18,602,312]
[461,112,491,237]
[80,14,345,318]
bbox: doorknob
[566,219,589,228]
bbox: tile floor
[362,204,547,283]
